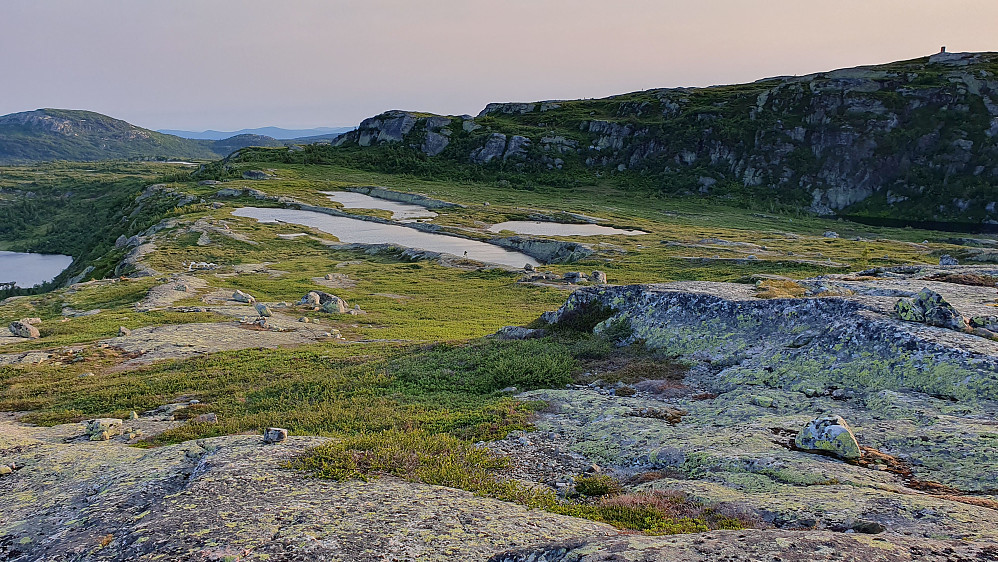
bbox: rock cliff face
[325,52,998,224]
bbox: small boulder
[118,326,131,337]
[175,283,189,292]
[321,297,348,314]
[894,288,966,331]
[492,326,546,340]
[939,254,959,266]
[564,272,587,284]
[795,415,862,460]
[85,418,123,441]
[591,270,608,284]
[233,290,256,303]
[242,170,272,180]
[193,413,218,424]
[0,464,12,476]
[264,427,288,444]
[524,263,535,272]
[255,304,273,317]
[823,231,839,238]
[8,321,39,339]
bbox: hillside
[235,51,998,225]
[0,109,283,163]
[159,126,354,140]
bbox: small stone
[264,427,288,444]
[232,290,255,303]
[0,465,12,475]
[524,263,535,272]
[939,254,959,266]
[299,317,310,323]
[795,415,862,460]
[499,386,518,394]
[591,270,608,284]
[175,283,189,292]
[118,326,131,337]
[193,413,218,424]
[129,411,139,420]
[79,372,94,378]
[324,273,334,280]
[823,231,839,238]
[255,304,273,317]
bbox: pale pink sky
[2,0,995,130]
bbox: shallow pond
[0,251,73,287]
[321,191,437,221]
[232,207,539,268]
[488,221,647,237]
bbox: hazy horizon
[3,0,996,131]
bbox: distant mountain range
[159,126,354,140]
[0,109,291,163]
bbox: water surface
[0,251,73,287]
[233,207,538,268]
[322,191,437,221]
[488,221,647,237]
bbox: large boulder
[470,133,507,164]
[8,320,39,339]
[894,288,966,331]
[421,131,450,156]
[795,415,862,460]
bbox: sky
[2,0,996,131]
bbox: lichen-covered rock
[321,298,347,314]
[940,254,959,266]
[118,326,131,337]
[255,303,272,317]
[895,288,967,330]
[795,415,862,460]
[85,418,123,441]
[232,289,255,303]
[591,270,607,284]
[8,320,39,339]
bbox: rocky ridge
[297,52,998,224]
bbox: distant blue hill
[159,126,355,140]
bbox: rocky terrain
[6,265,998,559]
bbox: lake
[0,251,74,288]
[488,221,647,237]
[232,207,539,268]
[321,191,438,221]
